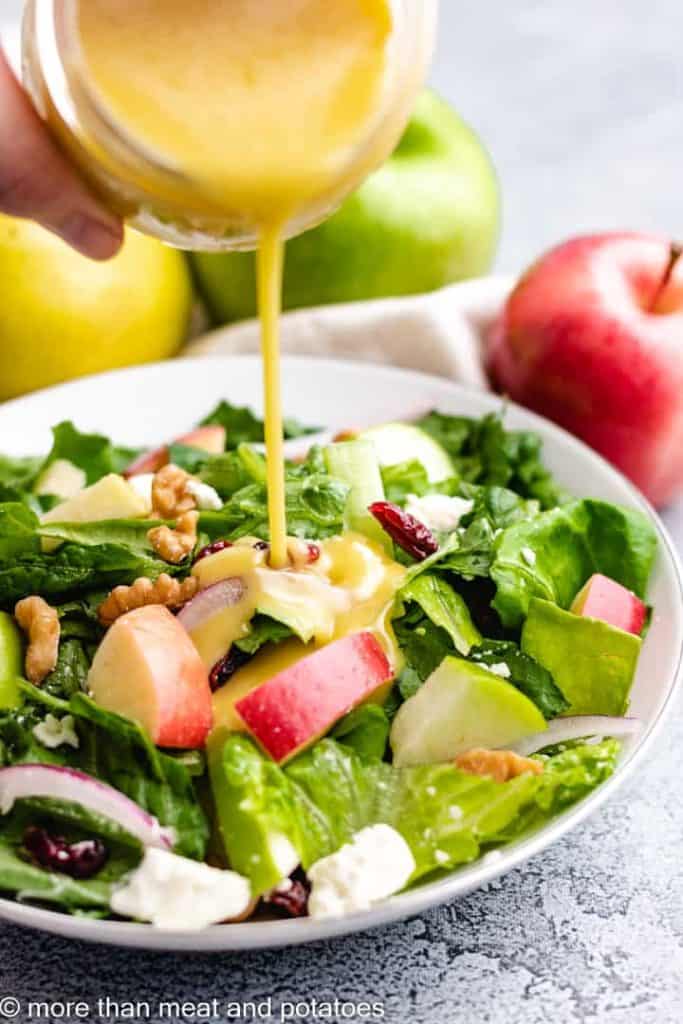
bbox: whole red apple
[489,233,683,506]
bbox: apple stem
[649,242,683,312]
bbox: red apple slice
[124,425,226,478]
[88,605,213,748]
[234,632,393,763]
[571,573,647,635]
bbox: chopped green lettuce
[400,575,481,656]
[209,735,620,893]
[417,411,567,508]
[0,507,181,607]
[331,705,391,761]
[0,453,44,506]
[491,499,657,627]
[201,400,317,446]
[460,484,539,531]
[0,840,113,912]
[381,460,432,505]
[234,614,294,656]
[521,599,641,716]
[469,639,569,719]
[199,464,349,543]
[43,422,138,486]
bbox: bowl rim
[0,352,680,952]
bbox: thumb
[0,49,123,260]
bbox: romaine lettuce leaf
[0,839,112,911]
[43,422,138,485]
[210,735,620,893]
[491,499,657,627]
[0,510,181,608]
[381,460,432,505]
[199,464,349,543]
[469,639,569,719]
[521,599,640,716]
[0,542,179,608]
[460,484,539,531]
[234,614,293,656]
[201,400,317,447]
[417,411,567,508]
[400,574,481,656]
[37,519,163,557]
[0,454,43,505]
[331,705,391,761]
[199,449,259,500]
[43,638,91,701]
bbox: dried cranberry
[194,539,232,564]
[263,873,310,918]
[369,501,439,561]
[24,826,108,880]
[209,648,251,691]
[306,542,321,563]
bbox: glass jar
[22,0,438,252]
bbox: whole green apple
[192,90,500,323]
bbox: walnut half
[151,464,197,519]
[148,510,199,564]
[455,748,544,783]
[14,596,60,684]
[98,574,199,627]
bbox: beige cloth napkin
[186,276,514,389]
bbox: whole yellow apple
[0,215,193,400]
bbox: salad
[0,401,655,928]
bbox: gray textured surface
[1,2,683,1021]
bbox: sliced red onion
[177,577,246,634]
[511,716,643,757]
[0,765,175,849]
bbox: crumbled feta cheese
[110,848,251,930]
[268,833,300,878]
[308,825,415,920]
[405,494,474,533]
[521,546,537,566]
[484,662,511,680]
[448,805,463,821]
[32,714,79,750]
[185,478,223,511]
[127,473,155,515]
[434,850,450,866]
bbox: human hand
[0,48,123,260]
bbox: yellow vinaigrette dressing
[75,0,396,569]
[190,535,406,731]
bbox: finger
[0,50,123,260]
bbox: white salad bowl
[0,354,680,951]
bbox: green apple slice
[0,612,24,710]
[359,423,454,483]
[41,473,147,525]
[390,657,546,766]
[324,440,389,549]
[34,459,86,500]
